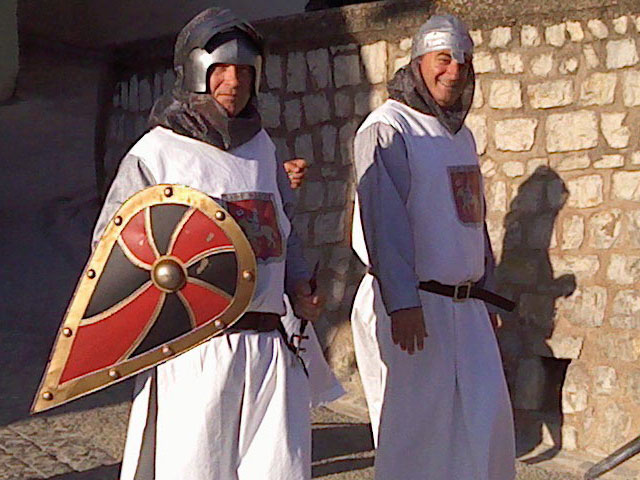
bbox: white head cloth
[411,15,474,64]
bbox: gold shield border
[32,184,257,414]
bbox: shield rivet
[214,319,226,329]
[87,269,96,279]
[114,216,123,226]
[164,187,173,197]
[109,369,120,380]
[215,211,226,221]
[162,346,172,356]
[62,328,73,337]
[242,270,254,282]
[152,258,187,292]
[43,392,53,401]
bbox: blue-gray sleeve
[91,154,156,249]
[276,160,312,293]
[354,122,421,314]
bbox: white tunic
[351,100,515,480]
[96,126,312,480]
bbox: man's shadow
[494,166,576,462]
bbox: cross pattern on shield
[32,185,256,414]
[448,165,484,226]
[222,192,284,263]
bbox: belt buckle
[453,282,472,302]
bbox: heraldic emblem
[448,165,484,226]
[32,185,256,413]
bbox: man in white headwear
[92,8,331,480]
[351,14,516,480]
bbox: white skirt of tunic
[351,274,515,480]
[119,330,311,480]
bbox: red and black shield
[32,185,256,413]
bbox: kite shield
[32,185,256,413]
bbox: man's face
[208,63,253,117]
[419,50,470,108]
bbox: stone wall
[99,0,640,459]
[0,0,18,101]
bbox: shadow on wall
[494,166,576,461]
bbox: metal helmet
[174,8,264,94]
[411,14,474,64]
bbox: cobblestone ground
[3,402,637,480]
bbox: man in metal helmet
[350,14,516,480]
[92,8,323,480]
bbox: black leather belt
[419,280,516,312]
[228,312,280,332]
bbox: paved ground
[4,398,639,480]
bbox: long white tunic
[95,126,312,480]
[351,100,515,480]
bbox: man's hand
[284,159,307,190]
[390,307,428,355]
[290,279,324,322]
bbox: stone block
[303,93,331,125]
[494,118,537,151]
[265,55,282,89]
[521,25,540,47]
[468,30,481,46]
[531,53,554,77]
[294,134,314,164]
[594,366,617,395]
[562,215,584,250]
[361,41,387,84]
[566,21,585,42]
[502,161,525,177]
[525,213,556,248]
[287,52,307,93]
[472,83,484,109]
[327,181,349,207]
[258,92,281,129]
[271,137,289,160]
[528,80,573,109]
[555,153,591,171]
[355,89,386,116]
[334,90,353,118]
[562,362,589,413]
[589,209,622,248]
[303,181,325,211]
[556,286,606,327]
[550,256,600,283]
[399,37,412,51]
[580,72,617,106]
[481,158,497,177]
[393,54,410,73]
[514,357,547,410]
[128,75,139,112]
[587,19,609,39]
[546,23,566,47]
[628,370,640,405]
[162,69,175,94]
[527,158,549,175]
[583,44,600,68]
[606,39,639,69]
[489,80,522,109]
[152,73,162,100]
[331,44,358,55]
[314,211,346,245]
[613,16,629,34]
[546,111,598,152]
[612,171,640,201]
[465,114,487,154]
[541,336,584,359]
[566,174,603,208]
[306,48,331,89]
[610,316,640,329]
[623,70,640,106]
[599,333,640,361]
[499,52,524,73]
[472,52,497,74]
[563,426,578,451]
[487,181,507,212]
[594,154,624,169]
[626,210,640,247]
[334,55,361,88]
[559,58,579,74]
[633,152,640,165]
[284,99,302,130]
[339,120,359,165]
[607,254,640,284]
[320,125,337,162]
[490,26,512,48]
[613,290,640,316]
